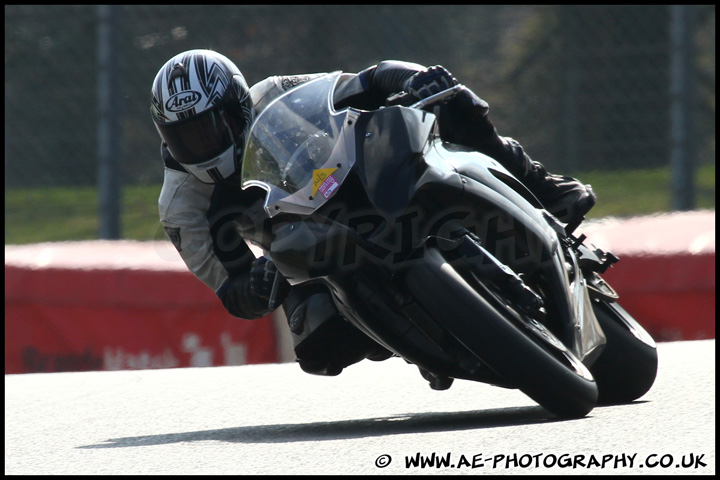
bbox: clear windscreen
[241,73,353,215]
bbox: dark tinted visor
[156,108,232,165]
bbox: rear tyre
[589,300,658,405]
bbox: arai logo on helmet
[165,91,202,113]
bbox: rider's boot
[497,138,596,225]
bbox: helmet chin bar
[183,142,237,184]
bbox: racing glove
[250,256,291,309]
[403,65,458,100]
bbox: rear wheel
[589,299,658,404]
[402,246,598,418]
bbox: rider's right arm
[158,160,230,293]
[158,144,276,320]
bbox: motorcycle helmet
[151,49,254,183]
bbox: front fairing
[427,142,605,364]
[240,71,605,365]
[241,72,358,217]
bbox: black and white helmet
[151,49,254,183]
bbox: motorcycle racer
[150,49,596,378]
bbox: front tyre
[402,247,598,418]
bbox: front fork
[432,231,545,317]
[467,233,544,315]
[440,217,607,365]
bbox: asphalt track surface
[5,339,715,475]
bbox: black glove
[403,65,458,100]
[250,256,290,307]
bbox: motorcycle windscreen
[241,72,357,217]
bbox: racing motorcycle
[239,72,658,418]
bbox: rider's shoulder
[250,73,327,113]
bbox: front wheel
[402,247,598,418]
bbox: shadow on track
[78,405,575,449]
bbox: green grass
[4,164,715,245]
[5,184,165,245]
[581,163,715,219]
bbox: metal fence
[5,6,715,191]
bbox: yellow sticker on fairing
[312,168,338,197]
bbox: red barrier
[600,254,715,341]
[4,211,715,374]
[579,210,715,341]
[4,241,279,374]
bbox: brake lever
[409,84,464,110]
[267,271,282,310]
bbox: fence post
[97,5,122,239]
[669,5,696,211]
[560,6,580,174]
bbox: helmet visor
[156,108,233,166]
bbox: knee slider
[286,290,339,347]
